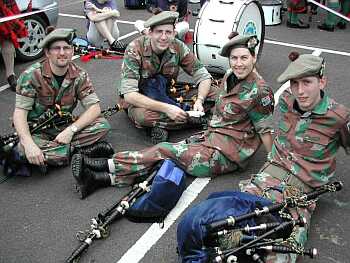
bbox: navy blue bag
[126,159,186,223]
[139,75,191,111]
[177,191,278,263]
[124,0,147,9]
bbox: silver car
[15,0,59,61]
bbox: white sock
[107,159,117,185]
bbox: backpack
[126,159,186,223]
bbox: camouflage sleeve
[340,112,350,154]
[248,82,275,134]
[77,71,95,101]
[119,41,142,95]
[177,40,211,85]
[15,66,39,110]
[81,93,100,108]
[15,94,34,110]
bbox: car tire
[15,14,48,62]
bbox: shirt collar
[42,59,80,79]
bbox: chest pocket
[60,91,76,106]
[302,129,331,155]
[221,97,246,122]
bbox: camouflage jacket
[203,70,275,168]
[119,35,211,96]
[269,89,350,188]
[16,59,99,121]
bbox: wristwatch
[69,124,78,134]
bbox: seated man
[7,28,112,176]
[238,53,350,262]
[72,33,275,199]
[119,11,212,143]
[84,0,125,52]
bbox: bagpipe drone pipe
[177,181,342,263]
[65,159,187,263]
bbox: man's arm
[124,92,188,122]
[13,108,45,166]
[54,103,102,145]
[193,78,211,112]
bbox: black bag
[124,0,147,9]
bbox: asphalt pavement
[0,1,349,263]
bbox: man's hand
[165,104,188,122]
[23,142,45,166]
[193,99,204,112]
[54,127,74,145]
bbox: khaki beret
[39,28,76,49]
[219,34,259,57]
[277,54,325,83]
[144,11,179,28]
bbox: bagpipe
[0,104,123,177]
[177,181,343,263]
[72,37,125,62]
[139,74,215,126]
[65,159,186,263]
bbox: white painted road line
[265,39,350,57]
[116,177,211,263]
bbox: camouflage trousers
[110,136,238,186]
[126,82,221,130]
[238,163,316,263]
[16,117,111,167]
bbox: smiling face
[229,47,256,79]
[290,76,326,111]
[45,40,73,71]
[149,24,176,54]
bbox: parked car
[15,0,59,61]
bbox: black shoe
[336,21,347,29]
[150,127,169,144]
[73,141,115,158]
[73,166,111,199]
[109,40,126,54]
[287,20,310,29]
[318,23,334,32]
[7,74,17,92]
[71,153,109,172]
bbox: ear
[319,76,327,90]
[44,48,49,57]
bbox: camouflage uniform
[110,70,274,185]
[15,59,111,166]
[239,89,350,263]
[118,35,212,129]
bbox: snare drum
[194,0,265,75]
[262,0,282,26]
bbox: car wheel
[15,15,48,62]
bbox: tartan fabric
[0,0,28,47]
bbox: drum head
[194,0,265,75]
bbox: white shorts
[86,20,120,47]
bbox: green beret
[39,28,76,49]
[277,54,325,83]
[144,11,179,28]
[219,34,259,57]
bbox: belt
[262,163,313,193]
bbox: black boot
[71,153,109,174]
[72,166,111,199]
[73,141,115,158]
[150,127,169,144]
[7,74,17,92]
[318,23,334,32]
